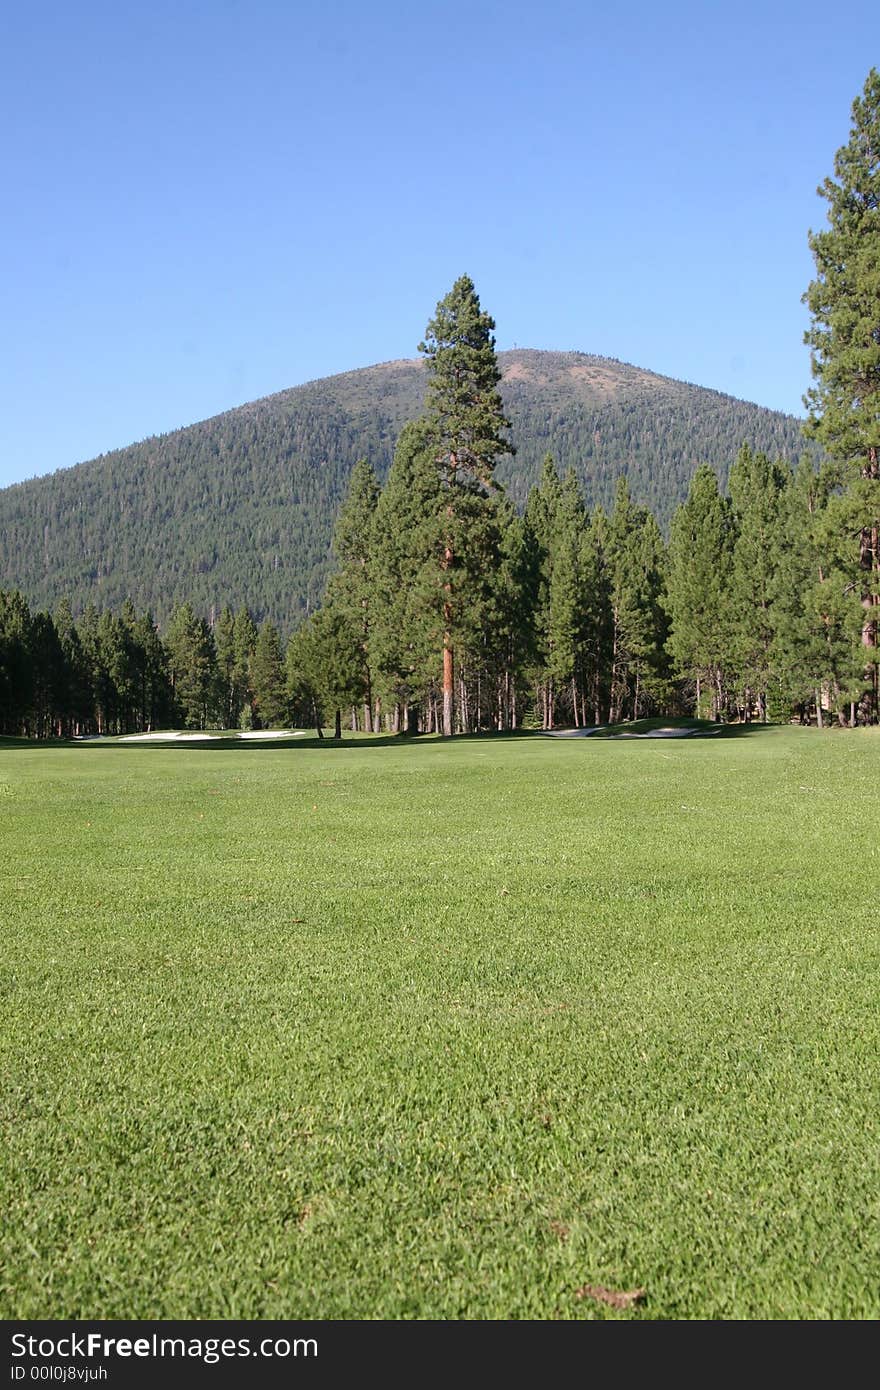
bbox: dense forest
[0,430,874,737]
[0,352,812,632]
[2,70,877,737]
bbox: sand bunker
[119,731,213,741]
[118,729,306,742]
[237,730,306,740]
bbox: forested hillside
[0,351,812,631]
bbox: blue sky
[1,0,877,489]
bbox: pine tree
[369,421,445,730]
[132,609,172,732]
[583,509,613,725]
[286,607,363,738]
[165,603,217,729]
[482,494,533,730]
[28,611,65,739]
[418,275,513,734]
[523,456,563,727]
[54,598,92,736]
[95,611,127,733]
[804,68,880,721]
[666,465,734,719]
[327,459,380,730]
[769,460,860,725]
[285,623,323,737]
[76,603,104,732]
[727,446,789,720]
[250,621,288,728]
[0,592,34,736]
[604,479,671,723]
[232,608,258,728]
[214,605,239,728]
[546,471,591,728]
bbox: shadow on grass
[551,717,787,741]
[0,722,800,754]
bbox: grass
[1,725,878,1319]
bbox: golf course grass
[1,725,878,1319]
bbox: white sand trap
[119,729,307,742]
[119,731,213,741]
[238,730,305,740]
[119,732,175,741]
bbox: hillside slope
[0,350,813,630]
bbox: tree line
[0,433,875,737]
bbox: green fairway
[1,726,878,1319]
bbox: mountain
[0,350,813,631]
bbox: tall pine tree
[418,275,512,735]
[804,68,880,721]
[666,466,733,719]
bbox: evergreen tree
[804,68,880,721]
[369,421,445,729]
[250,621,288,728]
[769,460,858,725]
[0,591,34,735]
[285,623,324,737]
[286,607,364,738]
[165,603,217,729]
[214,605,239,728]
[117,599,145,730]
[54,598,92,736]
[77,603,105,732]
[605,478,671,722]
[523,456,562,727]
[418,275,513,734]
[327,459,380,729]
[132,609,172,731]
[481,494,534,730]
[232,608,258,728]
[727,446,789,720]
[666,465,734,718]
[28,611,65,738]
[546,471,591,728]
[583,509,613,725]
[94,611,127,733]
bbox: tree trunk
[458,672,468,735]
[714,671,724,722]
[334,708,342,740]
[859,453,879,723]
[815,691,824,730]
[442,637,454,737]
[442,515,455,735]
